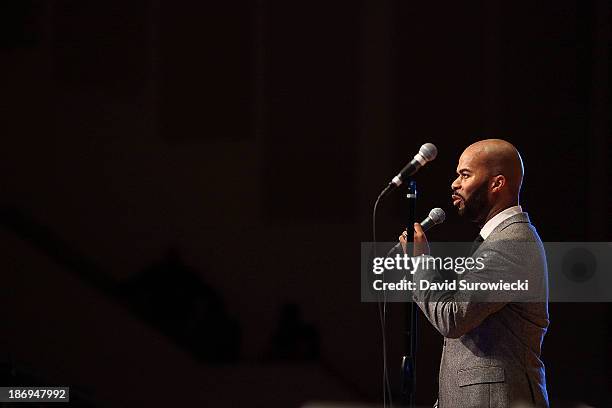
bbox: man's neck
[477,201,519,228]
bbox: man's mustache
[452,191,464,200]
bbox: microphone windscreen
[419,143,438,162]
[428,207,446,224]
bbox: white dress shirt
[479,205,523,239]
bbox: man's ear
[491,175,505,192]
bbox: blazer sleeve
[411,245,524,338]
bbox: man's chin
[458,206,479,222]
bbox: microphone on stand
[379,143,438,199]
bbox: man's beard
[458,180,490,224]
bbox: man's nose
[451,176,461,191]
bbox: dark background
[0,0,610,406]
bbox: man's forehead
[457,152,474,168]
[457,149,485,172]
[464,145,488,160]
[456,165,473,173]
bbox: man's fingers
[398,230,409,255]
[413,222,426,241]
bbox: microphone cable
[372,191,393,408]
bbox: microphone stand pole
[401,180,417,407]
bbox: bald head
[451,139,525,225]
[462,139,524,197]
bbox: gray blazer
[413,212,549,408]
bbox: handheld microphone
[379,143,438,198]
[420,207,446,231]
[388,208,446,255]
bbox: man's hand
[398,223,430,256]
[398,230,409,255]
[413,222,430,256]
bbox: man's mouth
[452,194,463,206]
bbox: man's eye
[461,174,469,179]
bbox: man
[399,139,549,408]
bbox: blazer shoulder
[489,212,542,242]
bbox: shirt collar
[479,205,523,240]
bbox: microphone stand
[401,180,418,407]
